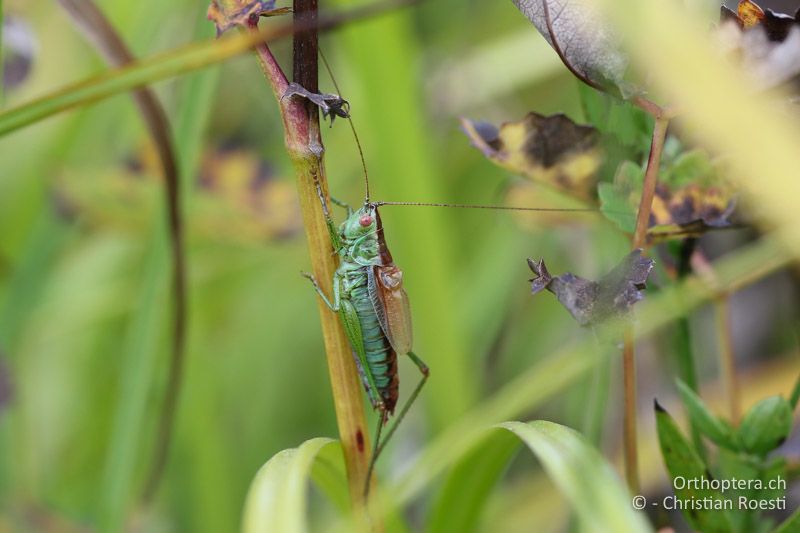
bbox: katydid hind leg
[363,351,429,497]
[376,351,429,458]
[364,409,388,498]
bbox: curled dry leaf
[283,83,351,125]
[512,0,637,97]
[208,0,291,35]
[528,249,654,328]
[461,112,602,200]
[717,0,800,90]
[2,15,37,91]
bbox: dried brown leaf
[512,0,636,96]
[208,0,290,35]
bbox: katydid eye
[359,215,373,227]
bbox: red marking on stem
[356,429,365,453]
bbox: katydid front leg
[301,271,386,413]
[300,271,339,311]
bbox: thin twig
[691,250,742,425]
[56,0,185,501]
[623,113,669,494]
[632,118,669,249]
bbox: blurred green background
[1,0,798,531]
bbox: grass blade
[0,0,413,137]
[57,0,186,500]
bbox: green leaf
[428,421,652,533]
[428,430,519,533]
[242,438,343,533]
[500,421,652,533]
[662,149,715,187]
[598,182,635,233]
[738,396,793,455]
[676,379,740,450]
[655,402,733,533]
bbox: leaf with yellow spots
[461,112,602,201]
[57,145,302,244]
[598,150,737,241]
[738,0,765,29]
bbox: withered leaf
[2,15,37,91]
[283,83,351,125]
[650,183,736,228]
[528,249,654,327]
[461,112,602,200]
[207,0,290,35]
[717,1,800,90]
[512,0,636,97]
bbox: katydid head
[340,204,378,238]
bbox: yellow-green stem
[715,295,740,424]
[246,15,377,518]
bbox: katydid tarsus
[289,53,604,498]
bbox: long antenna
[375,201,601,213]
[319,47,370,204]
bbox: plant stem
[623,114,669,494]
[715,295,740,424]
[246,5,377,514]
[690,250,742,424]
[675,239,705,457]
[621,329,639,493]
[632,117,669,249]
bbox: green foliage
[1,0,799,532]
[738,396,793,456]
[657,384,795,533]
[247,421,651,533]
[498,421,652,533]
[676,379,739,451]
[242,438,343,533]
[597,160,641,233]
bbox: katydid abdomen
[302,201,428,496]
[346,273,399,413]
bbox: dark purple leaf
[528,249,654,327]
